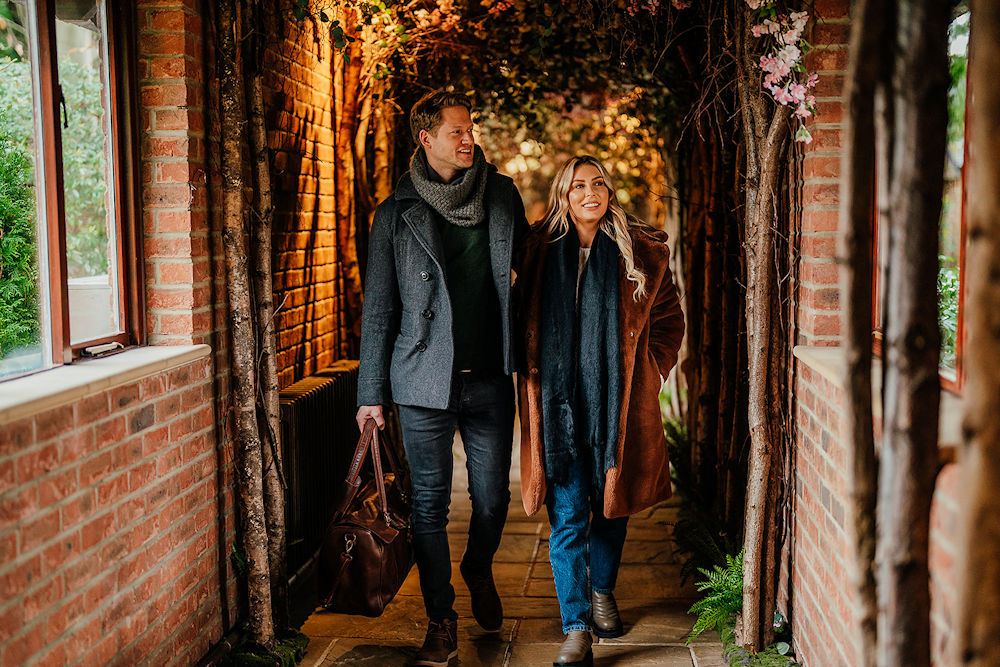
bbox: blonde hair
[538,155,648,301]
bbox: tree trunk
[876,1,949,665]
[839,0,885,662]
[956,3,1000,664]
[217,0,274,648]
[739,101,790,653]
[245,9,288,629]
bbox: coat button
[420,271,430,281]
[421,309,434,319]
[629,331,634,337]
[415,341,427,351]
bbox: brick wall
[264,19,351,388]
[797,0,849,346]
[786,360,958,666]
[0,1,241,664]
[0,354,227,666]
[784,3,959,664]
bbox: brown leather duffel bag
[319,419,413,616]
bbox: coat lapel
[401,201,446,269]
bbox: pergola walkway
[297,431,725,666]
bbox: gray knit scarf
[409,145,489,228]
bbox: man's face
[420,106,475,180]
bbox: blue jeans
[546,457,629,634]
[396,371,515,622]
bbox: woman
[514,156,685,666]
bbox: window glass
[56,0,120,344]
[939,10,969,373]
[0,2,46,379]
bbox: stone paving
[297,438,725,666]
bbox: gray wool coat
[357,167,529,410]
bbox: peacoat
[514,225,685,519]
[357,167,528,410]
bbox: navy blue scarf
[539,229,622,489]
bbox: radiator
[279,360,360,574]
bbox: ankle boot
[591,590,624,638]
[553,630,593,666]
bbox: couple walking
[355,89,685,667]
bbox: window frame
[29,0,144,367]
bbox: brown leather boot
[591,590,624,638]
[412,618,458,667]
[553,630,593,666]
[460,560,503,632]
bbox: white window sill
[0,345,211,425]
[793,345,963,451]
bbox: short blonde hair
[409,90,473,143]
[538,155,648,300]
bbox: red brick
[81,512,116,551]
[34,407,75,442]
[139,31,201,58]
[801,209,840,233]
[156,209,207,232]
[97,473,129,508]
[82,632,117,667]
[21,508,60,553]
[812,22,849,47]
[110,384,141,410]
[149,55,201,81]
[0,417,34,456]
[800,234,837,258]
[802,155,841,180]
[42,531,81,572]
[142,183,196,209]
[1,619,44,666]
[39,468,79,505]
[801,259,840,285]
[23,574,62,622]
[81,451,114,486]
[16,443,59,483]
[0,485,40,526]
[60,489,96,528]
[153,108,202,132]
[75,393,111,426]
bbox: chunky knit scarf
[409,146,489,228]
[539,229,622,489]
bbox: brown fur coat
[514,225,685,519]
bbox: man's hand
[356,405,385,432]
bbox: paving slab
[295,431,717,667]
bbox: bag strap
[345,419,377,487]
[371,428,391,519]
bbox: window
[0,0,142,380]
[873,7,969,393]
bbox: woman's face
[566,163,609,226]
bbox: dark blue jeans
[546,457,629,633]
[396,371,515,622]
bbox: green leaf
[319,11,329,22]
[775,642,791,655]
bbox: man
[356,89,528,667]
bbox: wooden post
[956,2,1000,664]
[217,0,275,649]
[876,1,949,664]
[839,0,886,662]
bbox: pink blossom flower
[745,0,765,9]
[806,94,816,105]
[772,86,794,105]
[795,103,812,119]
[671,0,690,9]
[752,24,766,38]
[777,44,801,65]
[789,83,807,102]
[807,73,819,88]
[795,126,813,144]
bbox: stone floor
[296,435,725,666]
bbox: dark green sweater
[436,212,502,373]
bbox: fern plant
[687,550,744,641]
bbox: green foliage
[938,256,959,369]
[225,632,309,667]
[687,550,744,641]
[0,125,39,357]
[0,58,110,280]
[947,13,969,146]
